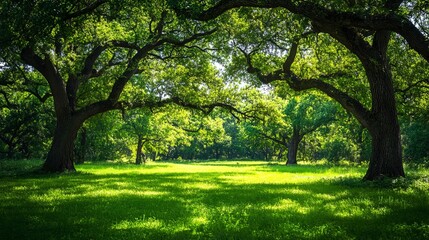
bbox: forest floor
[0,160,428,239]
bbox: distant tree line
[2,87,428,165]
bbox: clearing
[0,160,428,239]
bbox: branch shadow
[1,165,428,239]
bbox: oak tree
[0,0,231,171]
[172,0,429,179]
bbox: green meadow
[1,160,428,240]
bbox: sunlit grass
[0,160,428,239]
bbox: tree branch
[155,11,168,38]
[301,114,336,136]
[312,23,374,62]
[20,47,71,118]
[237,37,372,128]
[395,79,429,95]
[24,89,52,103]
[0,90,17,108]
[75,95,244,124]
[79,45,108,78]
[107,28,217,104]
[79,40,140,79]
[237,47,282,84]
[286,76,371,128]
[161,28,217,46]
[283,42,298,73]
[257,130,289,148]
[63,0,108,20]
[170,121,203,133]
[181,0,429,62]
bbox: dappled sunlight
[28,189,67,203]
[323,199,383,218]
[284,188,313,195]
[263,198,311,214]
[216,171,327,185]
[112,217,164,230]
[86,189,168,198]
[181,182,221,190]
[191,215,209,226]
[313,192,339,200]
[1,161,428,239]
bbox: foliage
[0,65,54,159]
[1,0,429,177]
[74,111,131,162]
[402,118,429,163]
[122,107,196,161]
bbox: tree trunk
[355,126,366,163]
[215,145,221,160]
[142,152,147,164]
[43,118,82,172]
[264,145,270,161]
[325,28,405,180]
[365,125,404,180]
[363,54,405,180]
[286,129,301,165]
[136,135,143,165]
[75,127,87,164]
[6,143,15,159]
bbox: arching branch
[286,76,371,128]
[283,42,298,73]
[257,130,289,148]
[20,47,70,118]
[238,41,372,128]
[237,47,282,84]
[180,0,429,62]
[63,0,108,20]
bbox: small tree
[250,94,338,164]
[122,108,195,164]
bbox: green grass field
[1,160,428,240]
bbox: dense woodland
[1,0,429,179]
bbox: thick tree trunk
[286,143,298,165]
[286,129,301,165]
[363,55,405,180]
[365,125,404,180]
[326,28,405,180]
[43,118,82,172]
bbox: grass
[0,160,428,240]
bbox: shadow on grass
[0,163,428,239]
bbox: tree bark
[363,57,405,180]
[136,135,143,165]
[365,125,404,180]
[75,127,87,164]
[286,129,301,165]
[43,117,82,172]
